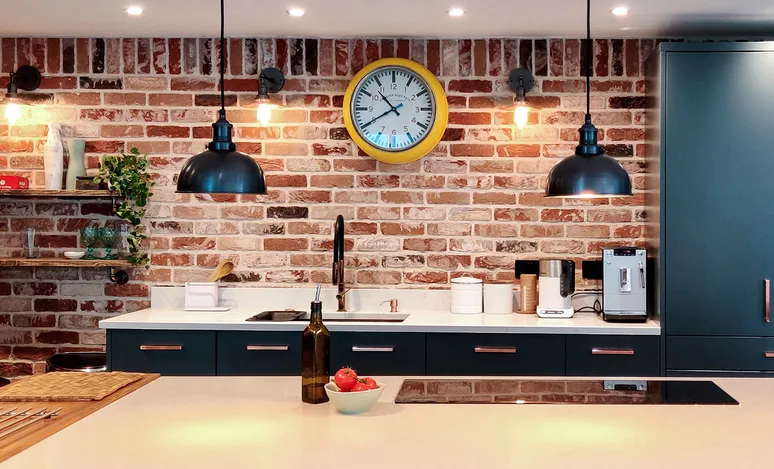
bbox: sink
[246,311,409,323]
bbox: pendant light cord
[219,0,226,116]
[585,0,591,119]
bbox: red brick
[449,112,491,125]
[448,79,493,93]
[541,240,585,254]
[606,128,645,141]
[614,225,643,238]
[519,192,563,207]
[357,175,400,188]
[496,144,541,157]
[151,253,193,266]
[541,209,584,222]
[403,238,447,252]
[36,330,79,344]
[12,282,57,296]
[473,192,517,205]
[356,270,401,285]
[12,346,56,361]
[542,79,585,93]
[266,174,307,187]
[310,175,354,188]
[264,238,308,251]
[55,92,101,105]
[475,224,520,237]
[104,283,149,297]
[149,93,193,106]
[0,362,33,377]
[427,192,470,204]
[147,125,190,138]
[288,190,332,203]
[382,191,423,204]
[450,144,494,157]
[405,271,448,284]
[566,225,611,238]
[380,222,425,236]
[345,222,378,235]
[172,237,216,250]
[12,313,57,327]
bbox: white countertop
[3,376,771,469]
[100,308,660,335]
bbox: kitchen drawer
[426,333,565,376]
[667,336,774,372]
[109,330,216,376]
[566,335,659,377]
[330,332,425,375]
[217,331,301,376]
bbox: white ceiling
[5,0,774,38]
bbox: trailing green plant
[94,147,154,267]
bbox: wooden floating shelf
[0,258,132,268]
[0,189,118,198]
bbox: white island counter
[1,376,770,469]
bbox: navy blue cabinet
[426,333,565,376]
[109,330,216,376]
[217,331,301,376]
[330,332,425,375]
[566,335,659,377]
[648,43,774,375]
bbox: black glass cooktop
[394,379,738,405]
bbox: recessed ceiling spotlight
[611,6,629,16]
[125,5,144,16]
[447,7,465,17]
[286,7,305,17]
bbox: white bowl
[324,382,385,414]
[63,251,86,260]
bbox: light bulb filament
[257,102,274,127]
[5,102,21,126]
[514,104,529,130]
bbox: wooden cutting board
[0,374,158,463]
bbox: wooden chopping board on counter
[0,373,158,463]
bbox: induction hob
[394,379,738,405]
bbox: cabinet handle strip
[765,279,771,323]
[139,345,183,351]
[246,345,289,351]
[591,348,635,356]
[474,347,517,354]
[764,352,774,358]
[351,346,394,353]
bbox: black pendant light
[545,0,632,198]
[176,0,266,194]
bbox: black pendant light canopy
[176,0,266,194]
[545,0,632,198]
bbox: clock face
[350,66,436,152]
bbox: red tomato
[351,382,371,392]
[333,367,358,392]
[361,377,378,390]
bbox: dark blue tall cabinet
[647,42,774,376]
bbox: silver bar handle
[592,348,635,356]
[351,346,394,353]
[765,279,771,323]
[246,345,289,351]
[764,352,774,358]
[140,345,183,351]
[474,346,517,354]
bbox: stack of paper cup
[450,277,483,314]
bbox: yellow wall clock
[343,58,448,164]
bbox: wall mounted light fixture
[508,68,534,130]
[4,65,41,126]
[256,68,285,127]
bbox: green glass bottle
[302,287,329,404]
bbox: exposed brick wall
[0,37,652,376]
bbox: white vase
[65,139,86,190]
[44,123,64,190]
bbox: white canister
[184,282,219,309]
[484,281,515,315]
[450,277,483,314]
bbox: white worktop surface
[99,308,660,335]
[3,376,771,469]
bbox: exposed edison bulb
[514,104,529,130]
[256,102,273,127]
[5,102,21,126]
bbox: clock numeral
[403,126,409,132]
[380,126,385,132]
[372,94,381,101]
[391,129,397,135]
[391,83,397,90]
[415,106,420,113]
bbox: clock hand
[377,92,404,117]
[363,108,393,128]
[391,103,404,117]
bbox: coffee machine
[537,260,576,318]
[602,247,647,322]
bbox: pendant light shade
[544,0,632,198]
[176,0,266,194]
[545,118,632,198]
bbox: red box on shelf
[0,176,29,190]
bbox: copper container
[518,274,538,314]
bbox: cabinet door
[426,333,565,376]
[330,332,425,375]
[217,331,301,376]
[664,51,774,336]
[109,330,216,376]
[566,335,659,377]
[666,336,771,372]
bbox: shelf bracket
[108,268,129,285]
